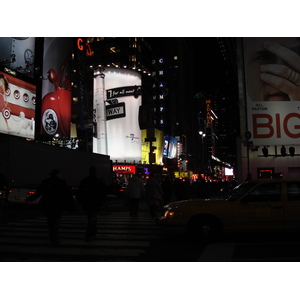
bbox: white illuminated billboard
[93,68,142,162]
[0,71,35,138]
[243,37,300,146]
[225,167,234,176]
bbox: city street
[1,197,300,262]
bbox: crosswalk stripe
[0,245,146,257]
[0,215,163,261]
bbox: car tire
[187,215,222,242]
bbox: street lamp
[199,131,206,173]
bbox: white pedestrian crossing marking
[0,215,163,261]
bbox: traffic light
[262,146,268,157]
[289,146,295,157]
[281,146,287,157]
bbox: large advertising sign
[41,38,73,138]
[243,37,300,146]
[163,135,177,159]
[0,37,35,78]
[93,68,142,162]
[0,71,35,138]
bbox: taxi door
[232,181,285,232]
[284,181,300,231]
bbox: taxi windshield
[225,181,257,202]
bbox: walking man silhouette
[78,167,107,241]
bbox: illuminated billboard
[163,135,178,159]
[243,37,300,146]
[41,38,73,138]
[142,129,164,165]
[93,68,142,162]
[0,37,35,78]
[113,165,136,173]
[0,71,35,138]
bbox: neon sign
[77,38,92,56]
[113,165,136,173]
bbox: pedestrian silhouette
[26,169,73,245]
[146,173,164,218]
[78,166,107,241]
[161,176,174,205]
[127,172,144,217]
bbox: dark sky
[188,37,227,95]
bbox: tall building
[161,38,198,174]
[191,37,240,179]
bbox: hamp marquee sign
[113,165,136,173]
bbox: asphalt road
[1,197,300,262]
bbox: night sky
[188,37,228,95]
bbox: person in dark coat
[146,173,164,218]
[161,176,174,205]
[127,172,144,217]
[27,169,72,245]
[78,166,107,241]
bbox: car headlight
[164,210,184,219]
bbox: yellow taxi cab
[158,179,300,240]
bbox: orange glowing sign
[77,38,92,56]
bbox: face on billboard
[0,71,36,138]
[244,37,300,102]
[243,37,300,145]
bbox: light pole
[93,67,108,155]
[199,131,206,174]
